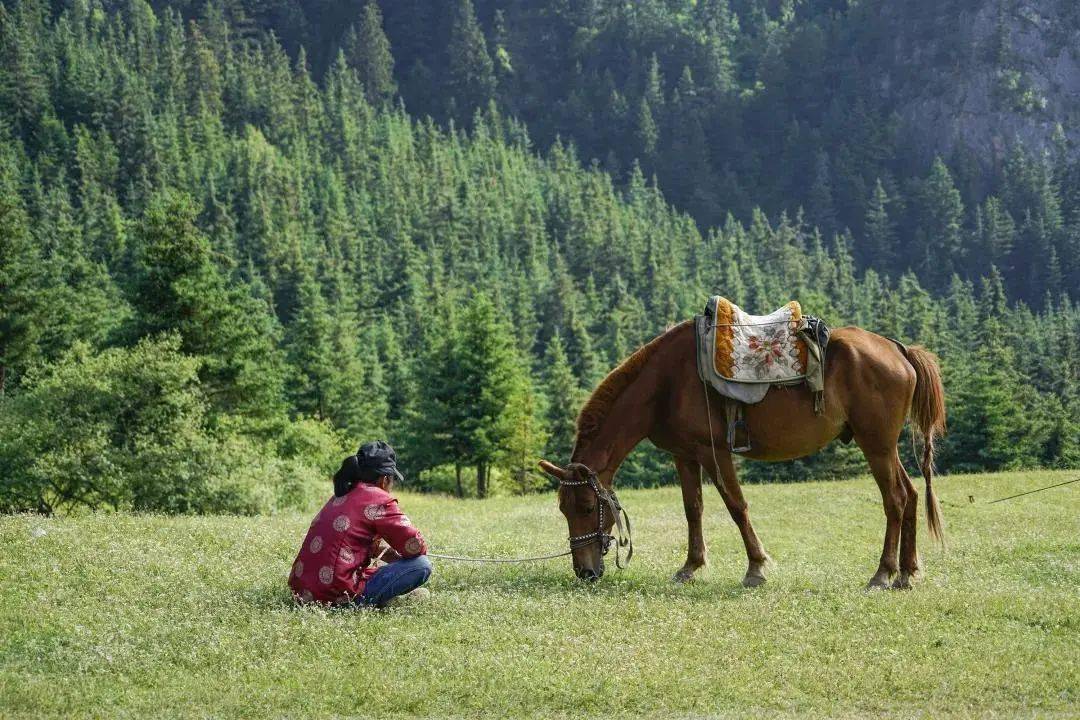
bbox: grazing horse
[538,320,946,590]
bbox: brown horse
[538,320,946,590]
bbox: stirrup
[727,418,751,454]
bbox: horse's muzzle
[575,561,605,582]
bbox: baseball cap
[356,441,404,483]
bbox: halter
[558,467,634,569]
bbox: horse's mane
[575,321,690,444]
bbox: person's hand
[372,540,402,564]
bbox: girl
[289,441,432,607]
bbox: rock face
[879,0,1080,169]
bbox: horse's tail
[899,344,947,546]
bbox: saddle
[695,297,830,453]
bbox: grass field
[1,470,1077,719]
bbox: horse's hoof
[672,570,696,584]
[742,573,767,588]
[891,573,913,590]
[865,577,891,591]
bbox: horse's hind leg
[701,451,770,587]
[862,449,908,589]
[895,455,920,589]
[673,457,707,583]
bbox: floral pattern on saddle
[712,298,809,383]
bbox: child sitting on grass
[289,441,432,608]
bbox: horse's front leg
[701,450,770,587]
[673,456,707,583]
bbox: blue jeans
[358,555,433,607]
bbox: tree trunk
[476,462,487,499]
[455,465,463,498]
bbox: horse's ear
[538,460,566,480]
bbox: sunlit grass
[1,470,1077,718]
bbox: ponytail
[333,455,362,497]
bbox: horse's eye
[581,506,596,516]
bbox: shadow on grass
[238,564,763,614]
[243,574,768,613]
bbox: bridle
[558,467,634,569]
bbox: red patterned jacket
[288,484,427,604]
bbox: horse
[538,319,946,590]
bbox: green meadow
[1,470,1077,719]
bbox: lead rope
[427,470,635,567]
[426,549,572,563]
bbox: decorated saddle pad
[711,298,808,383]
[695,296,821,406]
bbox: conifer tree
[447,0,496,124]
[0,152,41,395]
[130,191,286,420]
[644,53,664,110]
[981,196,1015,275]
[542,332,582,463]
[451,294,532,497]
[808,151,837,239]
[417,294,534,496]
[942,299,1033,471]
[635,96,658,161]
[35,182,128,356]
[695,0,737,93]
[284,269,335,419]
[914,157,964,289]
[322,267,386,441]
[500,377,548,494]
[344,1,397,106]
[0,0,49,136]
[863,178,893,267]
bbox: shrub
[0,336,330,514]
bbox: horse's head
[539,459,615,581]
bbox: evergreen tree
[500,377,548,494]
[913,157,964,289]
[447,0,496,124]
[0,150,41,395]
[284,269,335,419]
[344,1,397,106]
[808,151,837,239]
[542,332,582,464]
[450,294,533,497]
[130,191,286,420]
[417,295,536,497]
[644,53,664,110]
[0,0,50,136]
[634,96,658,161]
[695,0,737,93]
[34,182,128,356]
[981,196,1015,276]
[862,178,893,267]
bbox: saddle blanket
[695,296,823,406]
[710,298,808,383]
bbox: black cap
[356,441,404,483]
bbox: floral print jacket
[288,484,427,604]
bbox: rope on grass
[426,549,572,563]
[986,476,1079,504]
